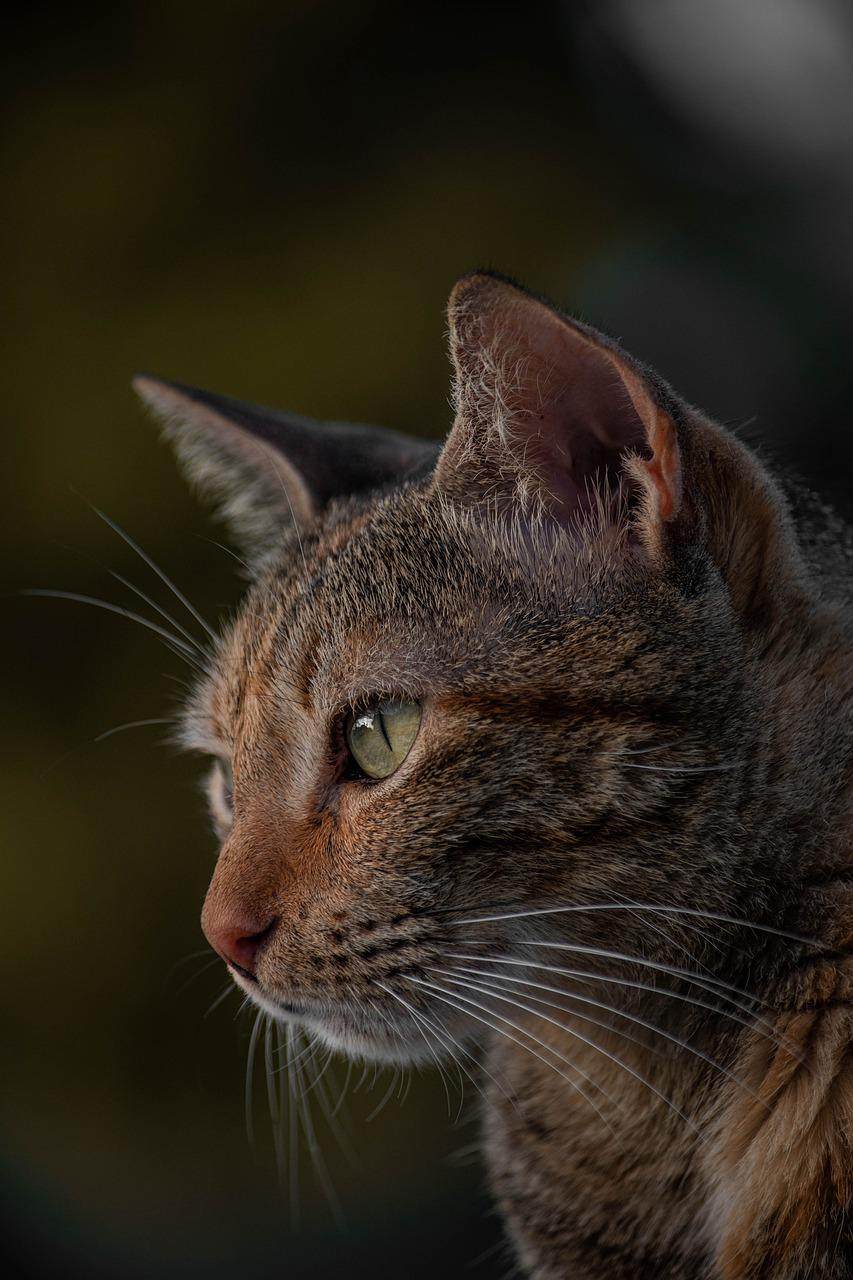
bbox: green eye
[345,698,421,780]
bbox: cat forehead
[253,485,634,638]
[184,489,694,754]
[203,485,671,709]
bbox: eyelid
[219,756,234,794]
[207,757,234,838]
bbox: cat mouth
[224,966,439,1062]
[229,972,432,1062]
[228,967,356,1024]
[228,968,319,1019]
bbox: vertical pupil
[346,699,420,779]
[377,709,393,751]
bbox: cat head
[138,271,802,1062]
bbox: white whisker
[109,568,206,655]
[204,982,236,1018]
[290,1027,344,1224]
[365,1067,403,1124]
[419,974,699,1136]
[264,1017,285,1190]
[286,1024,300,1228]
[262,446,309,578]
[446,952,798,1058]
[22,589,204,667]
[454,901,817,947]
[94,717,175,743]
[459,936,768,1011]
[371,989,454,1116]
[431,967,657,1057]
[173,955,221,994]
[605,887,725,965]
[621,762,741,774]
[244,1008,264,1149]
[233,994,253,1020]
[408,976,618,1135]
[90,503,218,644]
[374,983,485,1119]
[437,965,766,1108]
[523,941,778,1018]
[192,532,251,572]
[330,1057,355,1119]
[306,1049,361,1169]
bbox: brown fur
[139,271,853,1277]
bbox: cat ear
[134,375,439,561]
[434,272,683,556]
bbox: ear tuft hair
[435,272,684,561]
[134,375,440,566]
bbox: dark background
[4,2,853,1276]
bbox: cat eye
[208,757,234,837]
[345,698,421,780]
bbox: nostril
[209,916,277,980]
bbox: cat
[136,270,853,1279]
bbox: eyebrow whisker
[90,503,219,644]
[21,589,205,669]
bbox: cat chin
[308,1019,436,1067]
[233,975,437,1066]
[289,1007,439,1067]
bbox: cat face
[140,272,772,1062]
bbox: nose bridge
[201,817,294,976]
[201,792,344,976]
[203,817,287,933]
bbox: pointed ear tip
[131,374,200,438]
[448,268,527,313]
[132,374,195,422]
[132,372,169,404]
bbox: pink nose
[203,911,277,979]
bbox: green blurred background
[4,2,853,1275]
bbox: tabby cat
[137,271,853,1278]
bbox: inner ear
[437,272,682,541]
[510,326,651,519]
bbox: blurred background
[4,1,853,1275]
